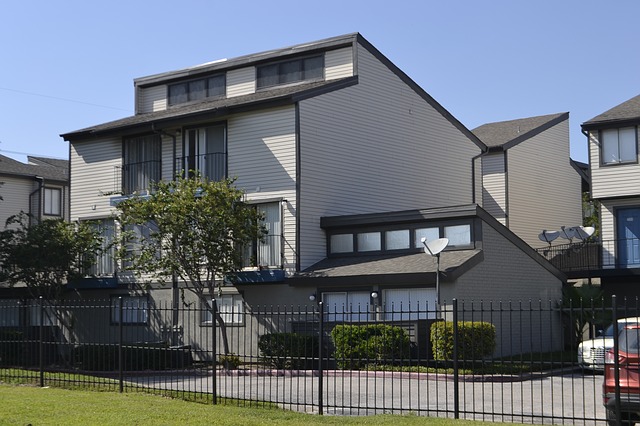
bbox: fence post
[318,300,324,416]
[452,298,459,419]
[118,297,123,393]
[212,298,217,405]
[39,296,44,388]
[612,295,620,425]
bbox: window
[330,234,353,254]
[243,202,282,268]
[323,291,371,322]
[602,127,637,165]
[87,219,115,276]
[385,230,410,250]
[29,301,56,326]
[123,222,159,269]
[179,124,226,181]
[384,288,436,320]
[43,188,61,216]
[0,299,20,327]
[257,55,324,89]
[415,228,439,248]
[168,74,225,106]
[444,224,471,247]
[123,134,161,194]
[202,295,244,325]
[111,296,148,325]
[357,232,381,252]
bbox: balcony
[120,160,161,195]
[175,153,225,181]
[535,238,640,278]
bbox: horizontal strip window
[257,55,324,89]
[168,75,225,106]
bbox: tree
[0,213,102,334]
[115,176,264,356]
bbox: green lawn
[0,384,512,426]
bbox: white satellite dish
[574,226,595,241]
[560,226,576,240]
[421,237,449,256]
[538,230,560,244]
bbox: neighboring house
[57,33,564,356]
[0,154,69,227]
[579,94,640,298]
[472,113,584,249]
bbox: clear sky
[1,0,638,164]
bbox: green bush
[0,330,24,366]
[331,324,410,370]
[430,321,496,361]
[258,333,318,369]
[218,353,241,370]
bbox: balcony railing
[535,238,640,276]
[175,153,226,181]
[121,160,161,195]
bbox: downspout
[29,176,45,225]
[471,146,488,205]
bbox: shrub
[218,353,241,370]
[430,321,496,361]
[258,333,318,369]
[331,324,410,370]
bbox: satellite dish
[538,230,560,244]
[422,237,449,256]
[574,226,595,241]
[559,226,576,240]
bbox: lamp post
[421,237,449,313]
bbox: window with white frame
[86,219,115,276]
[202,294,244,325]
[111,296,149,325]
[384,288,436,321]
[602,127,637,165]
[43,188,61,216]
[243,202,282,268]
[323,291,372,322]
[123,222,160,270]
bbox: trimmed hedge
[74,343,193,371]
[331,324,410,370]
[258,332,319,369]
[430,321,496,361]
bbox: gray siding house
[472,113,583,249]
[580,94,640,298]
[57,34,564,357]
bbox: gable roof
[582,94,640,130]
[0,154,68,182]
[472,112,568,151]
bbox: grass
[0,383,516,426]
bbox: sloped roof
[472,112,568,150]
[0,154,68,182]
[582,94,640,129]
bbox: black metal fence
[0,296,626,423]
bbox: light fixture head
[309,293,316,302]
[371,291,379,299]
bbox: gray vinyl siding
[452,223,563,356]
[507,119,582,248]
[70,137,121,221]
[298,45,481,269]
[325,47,353,80]
[137,85,167,113]
[228,107,297,273]
[589,128,640,199]
[481,154,507,225]
[227,67,255,98]
[0,176,32,227]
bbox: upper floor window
[123,134,162,194]
[168,75,225,106]
[43,187,62,216]
[178,124,226,181]
[243,202,282,268]
[602,127,637,165]
[257,55,324,89]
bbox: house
[471,113,584,249]
[58,33,564,356]
[580,94,640,298]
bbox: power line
[0,86,130,112]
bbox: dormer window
[168,74,225,106]
[257,55,324,89]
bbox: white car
[578,317,640,371]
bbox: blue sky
[1,0,638,164]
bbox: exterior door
[617,207,640,267]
